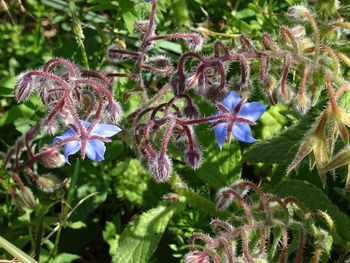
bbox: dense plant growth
[0,0,350,262]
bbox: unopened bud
[294,93,311,115]
[185,34,203,51]
[42,119,59,135]
[216,187,234,210]
[38,146,65,168]
[278,85,294,104]
[299,38,314,53]
[184,251,210,263]
[37,173,63,193]
[14,72,34,103]
[184,146,202,169]
[291,25,306,41]
[12,187,36,209]
[103,101,122,124]
[205,86,228,104]
[147,154,172,183]
[230,179,251,198]
[286,5,310,22]
[170,73,187,95]
[182,104,199,119]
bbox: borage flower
[212,91,267,149]
[53,121,121,164]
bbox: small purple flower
[144,0,152,2]
[53,121,121,164]
[212,91,267,149]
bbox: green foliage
[112,203,184,263]
[1,0,350,262]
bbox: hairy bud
[182,104,199,119]
[291,25,306,41]
[37,173,63,193]
[185,34,203,51]
[103,101,122,124]
[294,94,311,115]
[14,72,34,102]
[184,251,210,263]
[230,179,251,198]
[184,146,202,169]
[42,119,59,135]
[170,73,187,95]
[147,154,172,183]
[205,86,229,104]
[286,5,310,22]
[38,146,65,168]
[12,187,36,209]
[216,186,235,210]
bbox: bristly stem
[69,0,89,69]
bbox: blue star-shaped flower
[212,91,267,150]
[53,121,121,164]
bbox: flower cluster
[184,180,333,263]
[3,58,122,207]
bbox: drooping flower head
[212,91,267,149]
[53,121,121,164]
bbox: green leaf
[103,221,119,257]
[272,179,350,244]
[67,221,86,229]
[112,203,184,263]
[242,110,318,164]
[258,103,289,140]
[120,0,137,33]
[193,125,242,189]
[112,159,169,208]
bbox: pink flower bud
[184,147,202,169]
[147,154,172,183]
[38,146,65,168]
[185,34,203,51]
[184,251,210,263]
[14,72,34,102]
[42,120,59,135]
[170,73,187,95]
[103,101,122,124]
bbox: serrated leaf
[112,203,184,263]
[243,110,318,164]
[272,179,350,244]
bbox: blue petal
[80,120,90,129]
[222,91,241,111]
[64,141,81,164]
[231,123,257,143]
[214,123,227,150]
[91,123,121,138]
[85,139,106,161]
[239,102,267,121]
[144,0,152,2]
[53,129,77,145]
